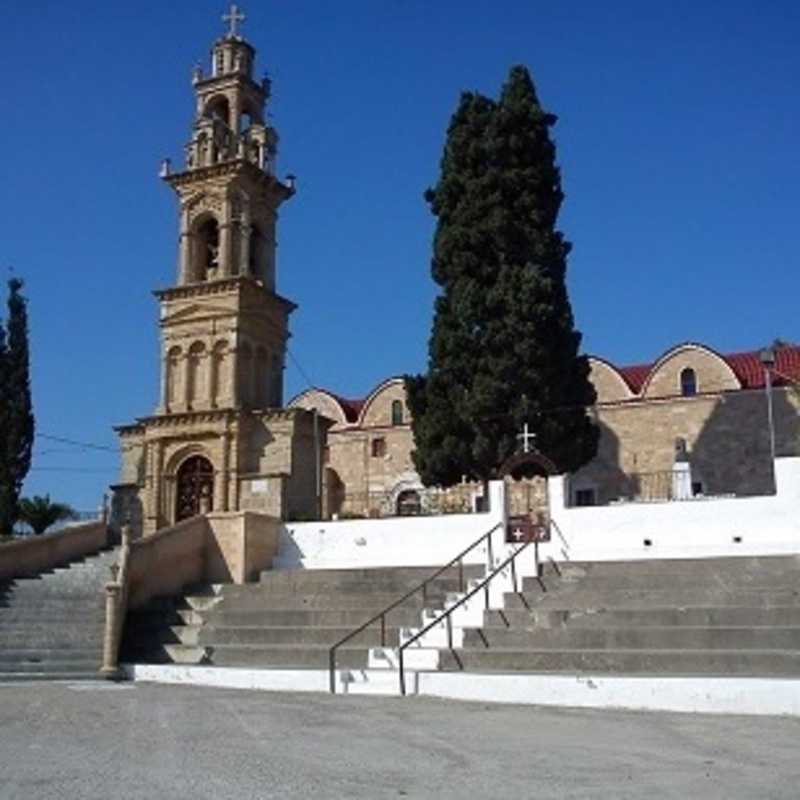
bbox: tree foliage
[406,66,598,487]
[18,495,75,536]
[0,278,35,536]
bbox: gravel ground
[0,682,798,799]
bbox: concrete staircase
[0,547,118,681]
[122,565,486,670]
[436,555,800,675]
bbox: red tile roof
[617,363,652,393]
[609,344,800,394]
[329,394,365,423]
[319,344,800,423]
[725,347,800,389]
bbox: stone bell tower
[112,7,327,538]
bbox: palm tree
[17,495,76,535]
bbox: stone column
[178,208,191,284]
[153,440,165,528]
[221,430,232,511]
[159,347,169,412]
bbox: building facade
[289,343,800,517]
[112,18,327,538]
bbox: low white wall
[543,457,800,563]
[276,482,506,570]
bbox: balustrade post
[100,582,122,679]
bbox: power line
[36,433,116,453]
[30,467,114,474]
[285,345,316,392]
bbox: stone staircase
[0,547,118,681]
[436,555,800,675]
[122,565,486,670]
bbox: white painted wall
[275,481,507,570]
[542,457,800,563]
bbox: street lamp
[759,346,776,469]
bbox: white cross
[223,4,246,37]
[510,526,526,541]
[517,422,536,454]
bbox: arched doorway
[499,451,557,532]
[396,489,421,517]
[175,455,214,521]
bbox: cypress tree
[0,279,34,535]
[0,312,11,536]
[406,66,598,487]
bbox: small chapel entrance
[175,455,214,521]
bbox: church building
[111,12,800,536]
[112,14,328,538]
[290,344,800,517]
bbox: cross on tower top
[223,4,246,38]
[517,422,537,454]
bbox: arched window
[249,225,261,276]
[391,400,404,426]
[680,367,697,397]
[205,96,231,128]
[255,347,269,407]
[166,346,182,409]
[186,342,206,409]
[239,342,253,406]
[210,341,227,408]
[194,217,219,281]
[175,455,214,521]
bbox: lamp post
[759,346,776,470]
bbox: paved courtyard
[0,682,798,799]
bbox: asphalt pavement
[0,682,798,799]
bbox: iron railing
[328,521,504,693]
[397,533,540,696]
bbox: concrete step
[0,610,106,624]
[247,575,476,596]
[0,671,104,682]
[0,633,104,648]
[0,661,102,674]
[0,648,103,664]
[541,555,800,578]
[195,592,442,611]
[198,607,424,629]
[437,647,800,675]
[194,625,402,647]
[261,565,485,584]
[503,589,800,611]
[522,573,800,592]
[483,606,800,630]
[462,625,800,651]
[162,643,370,669]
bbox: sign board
[506,515,550,544]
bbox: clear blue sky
[3,1,798,509]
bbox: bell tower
[112,8,326,538]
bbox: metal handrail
[328,520,504,693]
[397,532,541,696]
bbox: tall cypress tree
[406,66,598,487]
[0,312,11,536]
[0,279,34,536]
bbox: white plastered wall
[542,457,800,563]
[275,482,506,569]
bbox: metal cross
[517,422,536,454]
[223,4,246,37]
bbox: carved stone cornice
[164,160,293,201]
[137,408,239,428]
[153,276,297,313]
[114,423,146,437]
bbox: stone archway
[175,455,214,521]
[499,451,557,523]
